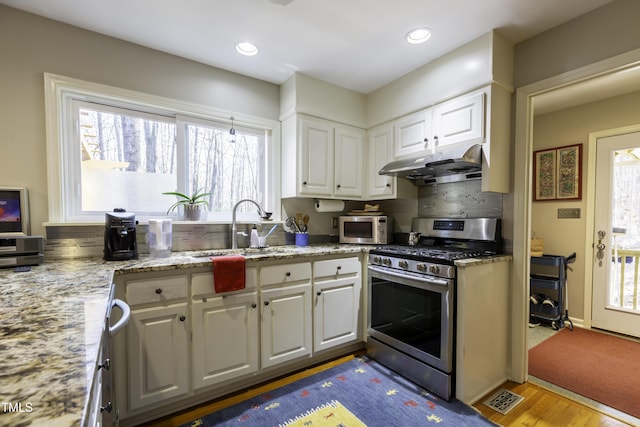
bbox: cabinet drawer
[260,262,311,286]
[192,267,258,297]
[314,257,360,278]
[126,276,188,306]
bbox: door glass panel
[609,147,640,311]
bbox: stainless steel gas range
[366,217,502,401]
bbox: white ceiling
[0,0,615,94]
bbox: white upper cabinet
[334,125,365,198]
[393,109,433,159]
[282,114,365,200]
[432,92,485,149]
[367,123,396,199]
[299,118,334,197]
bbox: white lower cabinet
[313,257,361,352]
[192,292,259,390]
[127,303,189,410]
[115,254,363,424]
[260,262,313,369]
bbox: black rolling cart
[529,253,576,330]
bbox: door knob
[596,230,606,267]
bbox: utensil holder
[295,232,309,247]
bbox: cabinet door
[192,292,259,390]
[393,109,432,159]
[367,123,395,198]
[313,258,361,351]
[260,283,312,368]
[299,118,334,196]
[432,92,485,149]
[313,277,361,351]
[334,126,365,198]
[128,303,189,410]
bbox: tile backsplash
[44,222,288,260]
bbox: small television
[0,187,30,236]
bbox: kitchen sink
[190,246,293,259]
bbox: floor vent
[482,389,524,415]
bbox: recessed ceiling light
[236,42,259,56]
[405,27,432,44]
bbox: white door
[334,125,365,198]
[592,130,640,337]
[260,283,312,368]
[300,118,333,196]
[128,303,189,410]
[367,124,396,198]
[192,292,259,390]
[313,278,360,351]
[394,109,432,158]
[432,91,485,149]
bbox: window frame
[44,73,281,224]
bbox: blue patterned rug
[180,356,498,426]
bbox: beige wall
[532,90,640,321]
[0,6,280,235]
[514,0,640,88]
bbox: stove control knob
[373,256,382,264]
[399,260,409,269]
[417,263,427,272]
[429,265,440,275]
[383,258,392,266]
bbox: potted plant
[163,189,212,221]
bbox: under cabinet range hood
[379,142,483,185]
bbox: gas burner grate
[483,389,524,415]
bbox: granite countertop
[0,244,367,426]
[0,244,508,426]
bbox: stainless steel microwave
[339,216,393,244]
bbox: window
[44,74,280,223]
[181,118,267,215]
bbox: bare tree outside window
[185,123,265,214]
[76,102,266,218]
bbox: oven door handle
[368,265,450,287]
[109,299,131,336]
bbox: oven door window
[370,276,443,358]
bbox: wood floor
[147,353,633,427]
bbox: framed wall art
[533,148,556,201]
[533,143,582,201]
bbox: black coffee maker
[104,209,138,261]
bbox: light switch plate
[557,208,580,218]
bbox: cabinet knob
[337,266,342,270]
[179,315,186,322]
[386,183,391,187]
[264,301,270,306]
[285,272,291,277]
[101,402,113,414]
[434,135,439,146]
[251,303,257,309]
[316,291,322,296]
[336,184,341,189]
[424,137,429,149]
[97,359,110,371]
[302,181,307,185]
[155,288,163,294]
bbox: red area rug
[529,327,640,419]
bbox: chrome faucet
[231,199,270,249]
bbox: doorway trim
[511,48,640,383]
